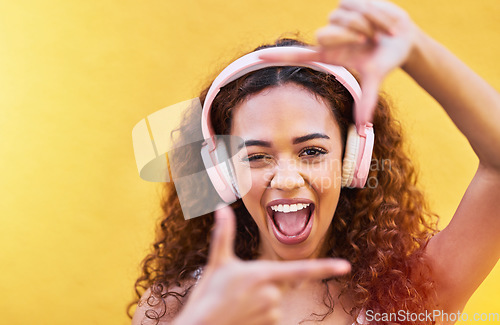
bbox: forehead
[230,83,340,141]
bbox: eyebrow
[237,139,271,150]
[237,133,330,150]
[292,133,330,144]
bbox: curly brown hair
[128,38,440,324]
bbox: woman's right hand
[259,0,419,130]
[174,205,351,325]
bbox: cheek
[309,157,343,227]
[238,168,270,223]
[244,169,270,206]
[306,157,343,193]
[240,194,267,234]
[231,155,263,199]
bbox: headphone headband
[132,46,374,211]
[201,46,363,148]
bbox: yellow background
[0,0,498,324]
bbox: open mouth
[266,202,315,245]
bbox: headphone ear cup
[226,160,241,198]
[342,124,375,188]
[215,139,241,199]
[342,124,361,188]
[201,138,239,203]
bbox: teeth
[270,203,310,213]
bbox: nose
[269,159,305,190]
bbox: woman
[130,0,500,324]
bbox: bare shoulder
[131,279,196,325]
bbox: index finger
[340,0,397,36]
[360,2,399,37]
[252,258,351,284]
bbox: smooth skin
[133,0,500,324]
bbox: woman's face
[230,83,344,261]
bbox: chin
[272,243,320,261]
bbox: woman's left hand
[260,0,419,126]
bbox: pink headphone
[201,46,375,203]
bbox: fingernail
[333,259,351,272]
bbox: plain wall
[0,0,498,324]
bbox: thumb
[208,204,237,268]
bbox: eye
[240,153,274,167]
[299,147,328,157]
[245,154,270,161]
